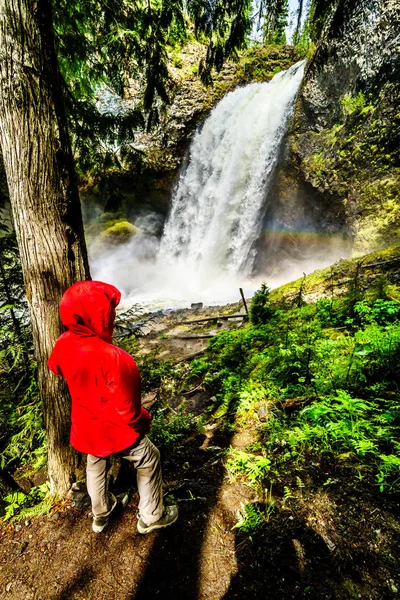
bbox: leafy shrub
[250,284,275,325]
[1,365,45,471]
[134,353,176,392]
[353,299,400,325]
[226,448,271,485]
[192,283,400,494]
[233,502,266,536]
[376,454,400,492]
[149,409,194,450]
[3,482,51,521]
[316,298,346,327]
[261,385,400,491]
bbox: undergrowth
[189,282,400,504]
[149,408,195,450]
[3,482,51,522]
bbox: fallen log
[178,314,247,325]
[174,334,217,339]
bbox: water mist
[91,61,340,308]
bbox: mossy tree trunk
[0,0,91,495]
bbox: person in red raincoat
[48,280,178,533]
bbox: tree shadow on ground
[131,398,239,600]
[222,492,399,600]
[56,565,97,600]
[222,506,340,600]
[49,508,143,599]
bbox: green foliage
[292,0,314,57]
[257,0,289,45]
[226,448,271,484]
[149,408,194,450]
[234,46,299,85]
[54,0,184,164]
[189,0,253,84]
[0,215,31,374]
[3,482,51,522]
[376,454,400,492]
[353,299,400,326]
[0,214,44,477]
[3,492,26,520]
[341,92,374,118]
[250,283,275,325]
[233,502,266,535]
[189,358,213,380]
[1,364,46,471]
[52,0,255,173]
[264,388,400,491]
[193,281,400,495]
[133,353,177,393]
[308,0,336,42]
[300,80,400,255]
[307,152,331,177]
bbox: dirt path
[0,428,253,600]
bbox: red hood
[60,280,121,343]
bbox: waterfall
[159,61,305,279]
[92,61,307,308]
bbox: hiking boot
[137,505,179,534]
[92,492,129,533]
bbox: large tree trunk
[0,0,91,495]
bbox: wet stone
[191,302,203,309]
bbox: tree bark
[0,0,91,495]
[293,0,304,45]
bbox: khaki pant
[86,436,164,525]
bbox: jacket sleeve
[47,340,63,377]
[102,348,152,434]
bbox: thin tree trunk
[0,0,91,495]
[293,0,304,45]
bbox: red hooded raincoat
[48,280,151,457]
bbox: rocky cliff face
[131,44,298,175]
[82,45,300,242]
[290,0,400,255]
[298,0,399,131]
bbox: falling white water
[160,61,306,280]
[92,61,310,308]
